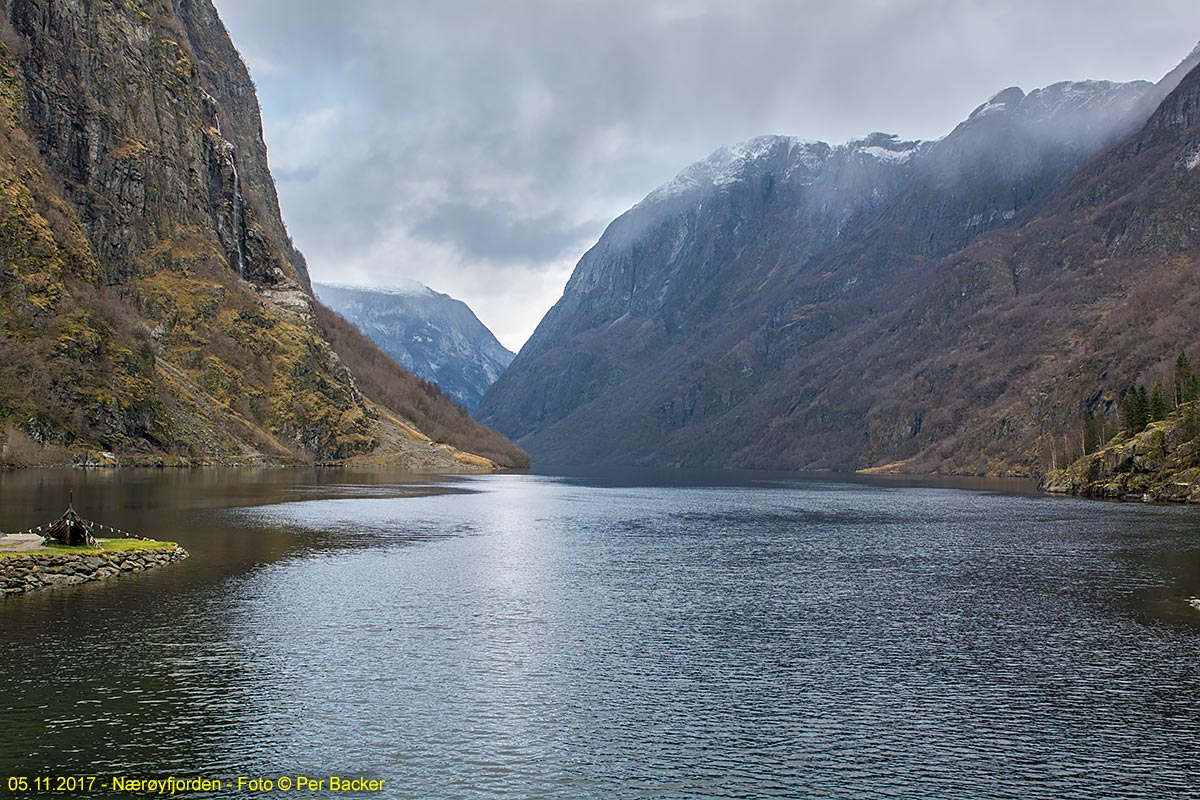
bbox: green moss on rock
[1042,402,1200,502]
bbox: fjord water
[1,470,1200,798]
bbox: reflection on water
[1,469,1199,798]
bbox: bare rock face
[175,0,313,295]
[10,0,296,288]
[314,282,515,413]
[480,52,1200,475]
[0,0,366,461]
[1042,407,1200,503]
[0,0,523,469]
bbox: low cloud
[411,201,600,264]
[216,0,1200,350]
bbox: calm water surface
[1,468,1199,798]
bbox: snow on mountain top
[858,145,917,163]
[1017,79,1150,119]
[719,135,821,164]
[969,87,1026,120]
[315,280,434,298]
[961,81,1153,132]
[641,135,826,205]
[641,131,932,208]
[846,133,923,163]
[635,77,1145,215]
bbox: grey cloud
[271,164,320,183]
[215,0,1200,348]
[412,201,601,263]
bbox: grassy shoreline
[0,538,181,559]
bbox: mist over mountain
[479,46,1200,474]
[314,283,514,412]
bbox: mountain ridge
[314,282,514,413]
[480,51,1200,474]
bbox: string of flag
[4,520,151,541]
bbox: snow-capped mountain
[314,283,514,412]
[478,55,1200,472]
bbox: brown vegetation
[481,59,1200,477]
[0,425,70,467]
[0,0,528,469]
[315,303,529,469]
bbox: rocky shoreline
[1040,409,1200,503]
[0,547,189,596]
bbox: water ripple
[0,474,1198,798]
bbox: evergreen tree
[1183,402,1200,441]
[1174,352,1197,407]
[1149,383,1169,422]
[1083,408,1104,454]
[1121,384,1149,435]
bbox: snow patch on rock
[859,145,917,163]
[318,279,433,298]
[969,87,1026,120]
[643,135,826,204]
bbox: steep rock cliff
[479,68,1167,471]
[0,0,525,469]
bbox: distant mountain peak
[642,131,933,210]
[479,51,1182,471]
[314,283,513,412]
[315,279,434,298]
[970,86,1027,119]
[634,77,1148,217]
[847,132,924,163]
[642,135,825,205]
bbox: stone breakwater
[0,547,189,595]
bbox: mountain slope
[314,282,514,412]
[313,301,527,468]
[0,0,525,469]
[480,54,1199,473]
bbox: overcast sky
[213,0,1200,351]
